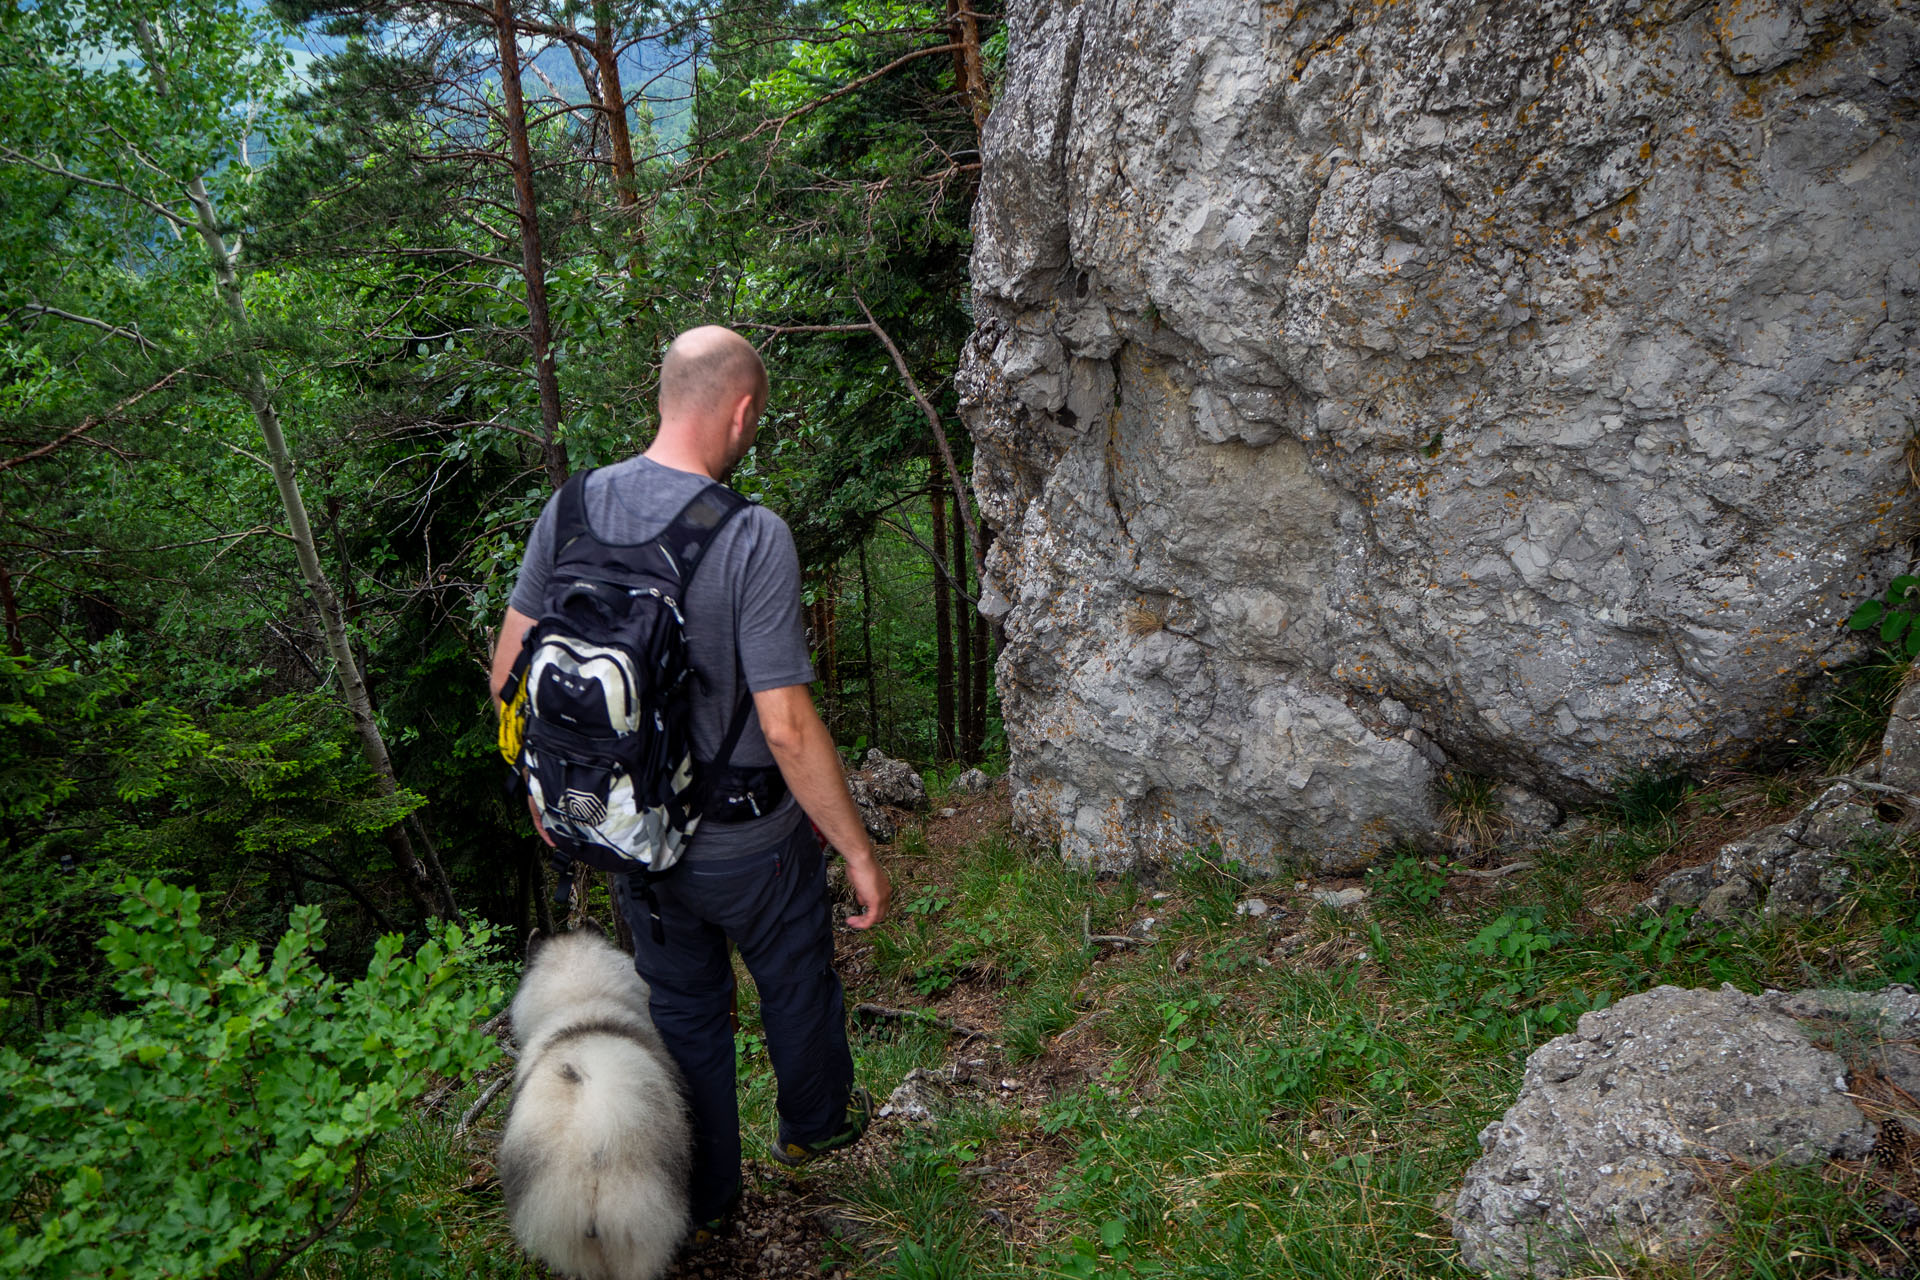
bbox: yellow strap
[497,678,529,766]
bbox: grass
[804,779,1918,1279]
[315,732,1920,1280]
[1439,771,1506,849]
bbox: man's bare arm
[754,683,890,929]
[490,605,538,708]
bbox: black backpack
[498,469,786,933]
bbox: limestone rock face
[961,0,1920,870]
[1449,984,1889,1277]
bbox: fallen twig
[1817,776,1920,806]
[1082,905,1149,948]
[455,1073,513,1137]
[1052,1008,1109,1046]
[957,1160,1015,1180]
[853,1002,984,1039]
[1423,859,1535,881]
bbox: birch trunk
[134,20,458,919]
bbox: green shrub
[1428,908,1605,1044]
[1366,854,1445,912]
[0,879,501,1279]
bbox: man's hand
[756,683,891,929]
[526,793,555,847]
[840,848,890,929]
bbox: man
[489,325,891,1241]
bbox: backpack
[496,469,786,934]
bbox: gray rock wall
[960,0,1920,870]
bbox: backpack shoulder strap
[551,468,597,555]
[654,483,751,585]
[659,485,760,773]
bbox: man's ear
[729,391,759,435]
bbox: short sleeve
[506,494,562,617]
[733,509,816,692]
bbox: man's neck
[643,438,719,481]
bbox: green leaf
[1099,1219,1127,1249]
[1884,611,1910,645]
[1850,600,1886,630]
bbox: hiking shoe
[768,1086,875,1167]
[686,1183,741,1250]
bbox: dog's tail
[500,1032,691,1280]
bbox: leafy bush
[1429,908,1605,1044]
[1365,854,1445,912]
[1,652,428,1040]
[0,879,500,1279]
[1248,1010,1412,1106]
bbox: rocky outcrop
[1639,777,1879,922]
[1450,983,1914,1277]
[960,0,1919,871]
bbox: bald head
[659,326,768,430]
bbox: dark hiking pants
[617,820,855,1223]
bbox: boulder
[857,749,928,810]
[960,0,1919,871]
[844,776,897,843]
[952,767,993,796]
[878,1067,949,1123]
[1640,781,1876,923]
[844,749,929,843]
[1880,682,1920,799]
[1450,984,1891,1276]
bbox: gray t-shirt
[508,456,814,860]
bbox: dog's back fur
[498,930,691,1280]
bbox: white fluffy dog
[497,929,692,1280]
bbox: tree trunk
[491,0,570,490]
[859,539,878,750]
[951,484,973,758]
[592,4,641,216]
[806,573,838,729]
[0,557,22,656]
[140,19,458,920]
[929,464,955,761]
[533,848,556,936]
[852,295,985,579]
[970,572,991,756]
[607,871,634,954]
[947,0,991,134]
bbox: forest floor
[421,764,1919,1280]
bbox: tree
[0,0,456,916]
